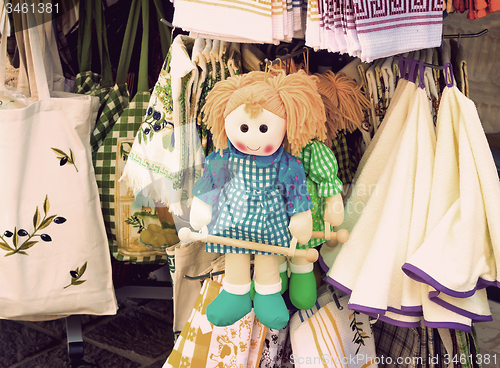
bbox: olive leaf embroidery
[64,261,87,289]
[0,195,66,256]
[349,311,370,354]
[51,147,78,172]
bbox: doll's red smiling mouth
[247,146,261,151]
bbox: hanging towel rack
[184,270,225,281]
[443,28,488,38]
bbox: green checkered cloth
[331,131,356,186]
[298,140,343,248]
[206,152,291,255]
[94,0,169,264]
[195,146,311,254]
[74,73,129,153]
[94,91,167,264]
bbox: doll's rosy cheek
[264,145,275,154]
[235,142,246,151]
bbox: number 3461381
[5,2,59,14]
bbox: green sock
[289,270,317,310]
[279,271,289,294]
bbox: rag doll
[189,71,326,330]
[280,81,346,311]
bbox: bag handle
[77,0,93,74]
[0,0,8,92]
[137,0,149,93]
[115,0,141,85]
[25,4,50,100]
[116,0,172,87]
[77,0,113,87]
[94,0,113,88]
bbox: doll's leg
[318,238,339,273]
[278,256,289,293]
[253,254,289,330]
[206,253,252,326]
[289,256,317,310]
[250,255,288,300]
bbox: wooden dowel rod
[311,229,350,243]
[178,228,318,262]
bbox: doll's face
[225,105,286,156]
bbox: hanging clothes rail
[443,28,489,38]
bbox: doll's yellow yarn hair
[202,71,326,156]
[270,62,340,147]
[314,71,370,133]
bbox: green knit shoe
[207,286,252,326]
[253,281,289,330]
[289,262,317,310]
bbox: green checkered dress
[194,143,312,255]
[298,140,343,249]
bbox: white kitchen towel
[403,84,500,330]
[120,35,203,216]
[354,0,443,62]
[327,82,436,325]
[173,0,274,43]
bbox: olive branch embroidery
[0,195,66,256]
[349,311,370,354]
[64,261,87,289]
[51,147,78,172]
[125,215,146,233]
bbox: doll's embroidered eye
[259,124,268,133]
[240,124,249,133]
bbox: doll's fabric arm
[192,150,229,205]
[279,153,312,216]
[303,141,343,197]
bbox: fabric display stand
[146,1,500,366]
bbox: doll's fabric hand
[289,210,313,244]
[190,197,213,230]
[324,193,344,226]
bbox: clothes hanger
[264,46,310,67]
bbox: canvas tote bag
[0,5,117,320]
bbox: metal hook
[444,62,454,88]
[398,55,406,80]
[418,60,425,89]
[327,283,344,310]
[303,46,310,74]
[160,18,175,40]
[332,291,344,310]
